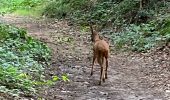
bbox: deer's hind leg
[91,52,96,76]
[105,57,108,79]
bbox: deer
[89,23,109,85]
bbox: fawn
[90,24,109,85]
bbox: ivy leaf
[52,75,59,81]
[62,74,70,82]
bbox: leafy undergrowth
[0,24,52,97]
[42,0,170,52]
[0,0,47,17]
[42,0,169,27]
[111,16,170,52]
[13,7,43,17]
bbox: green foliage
[19,0,43,8]
[0,24,51,96]
[0,24,26,40]
[61,74,70,82]
[52,76,59,81]
[112,19,170,52]
[42,0,91,18]
[34,74,69,86]
[71,1,113,25]
[43,0,169,28]
[157,18,170,35]
[0,0,45,16]
[42,0,70,18]
[0,66,35,96]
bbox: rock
[83,82,90,85]
[68,56,73,59]
[75,65,81,68]
[166,90,170,93]
[99,91,108,95]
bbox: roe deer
[90,24,109,85]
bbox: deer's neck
[94,35,100,42]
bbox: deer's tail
[97,50,104,67]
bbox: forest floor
[0,15,170,100]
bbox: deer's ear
[93,25,97,31]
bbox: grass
[13,9,40,17]
[0,0,48,17]
[12,6,44,17]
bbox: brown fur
[90,24,109,85]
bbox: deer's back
[94,40,109,56]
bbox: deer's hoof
[103,78,105,82]
[90,72,93,76]
[99,81,101,85]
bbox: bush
[0,0,45,15]
[0,66,34,96]
[42,1,70,18]
[0,24,51,96]
[157,18,170,35]
[42,0,169,30]
[0,24,26,40]
[42,0,91,19]
[111,23,169,52]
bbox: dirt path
[1,15,170,100]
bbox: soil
[0,15,170,100]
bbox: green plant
[0,24,51,97]
[158,18,170,35]
[42,0,169,30]
[42,0,91,19]
[42,0,70,18]
[0,66,35,96]
[0,24,26,40]
[111,24,165,52]
[0,0,45,16]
